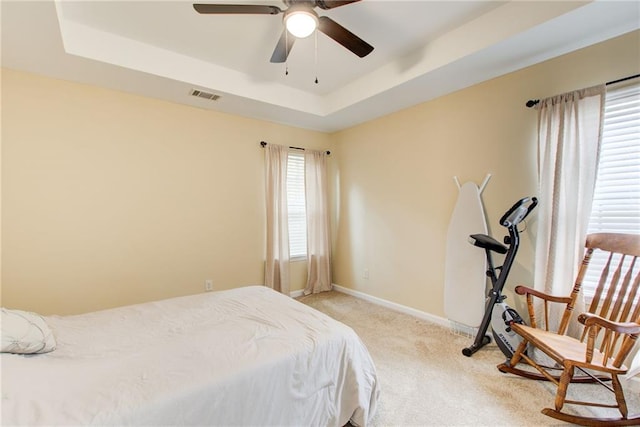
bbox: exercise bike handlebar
[499,196,538,228]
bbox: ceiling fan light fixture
[284,10,318,38]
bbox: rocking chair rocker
[498,233,640,426]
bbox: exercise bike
[462,196,538,358]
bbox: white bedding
[1,286,379,426]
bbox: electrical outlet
[363,269,369,279]
[205,280,213,292]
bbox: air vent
[189,89,220,101]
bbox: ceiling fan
[193,1,374,63]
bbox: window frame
[286,150,307,260]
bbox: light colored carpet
[297,291,640,426]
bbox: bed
[1,285,379,426]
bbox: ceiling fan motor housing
[284,0,316,8]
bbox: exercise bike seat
[468,234,508,254]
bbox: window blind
[287,151,307,258]
[584,81,640,298]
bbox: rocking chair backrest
[564,233,640,364]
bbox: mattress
[1,286,379,426]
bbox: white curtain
[304,149,332,295]
[534,85,605,328]
[265,144,290,294]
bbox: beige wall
[2,31,639,317]
[1,69,332,314]
[332,30,640,318]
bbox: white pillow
[1,308,56,354]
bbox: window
[584,81,640,298]
[287,151,307,258]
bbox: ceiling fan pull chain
[285,30,289,76]
[314,29,319,84]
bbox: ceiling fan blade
[317,16,373,58]
[193,4,282,15]
[315,0,360,10]
[270,29,296,63]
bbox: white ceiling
[2,1,639,132]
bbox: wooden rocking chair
[498,233,640,426]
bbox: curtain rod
[525,73,640,108]
[260,141,330,155]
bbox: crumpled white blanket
[2,286,379,426]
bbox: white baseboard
[331,283,451,328]
[289,289,305,298]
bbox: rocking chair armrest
[514,285,573,304]
[578,313,640,335]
